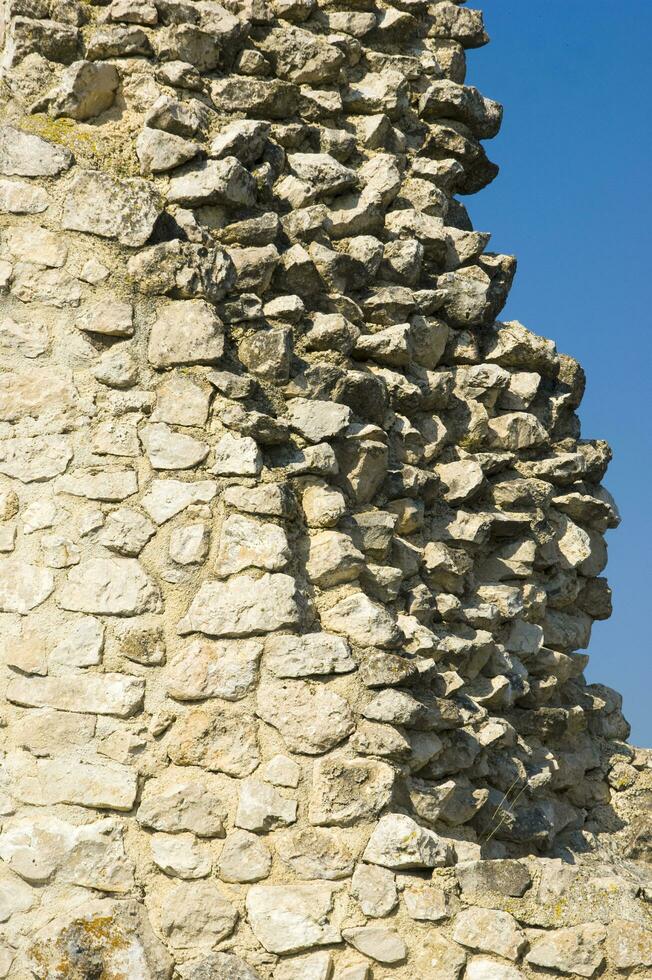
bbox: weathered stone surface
[0,125,72,176]
[256,679,355,754]
[218,830,272,882]
[453,908,527,961]
[0,559,53,613]
[148,300,225,368]
[167,704,260,777]
[7,751,138,810]
[309,755,395,826]
[246,883,341,954]
[215,514,290,575]
[525,923,607,977]
[178,573,300,637]
[25,900,173,980]
[62,170,161,246]
[58,558,160,615]
[0,435,72,482]
[154,880,238,949]
[351,862,397,916]
[342,926,406,964]
[138,769,227,837]
[264,631,355,677]
[363,813,452,869]
[320,593,401,648]
[7,672,144,717]
[235,778,297,832]
[0,815,132,890]
[165,638,262,701]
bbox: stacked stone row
[0,0,650,977]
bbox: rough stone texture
[0,3,648,979]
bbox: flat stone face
[58,557,160,615]
[137,769,227,838]
[0,125,72,176]
[7,673,145,717]
[177,573,301,637]
[256,679,355,755]
[246,883,341,954]
[0,435,73,482]
[309,755,395,827]
[453,908,527,962]
[0,560,54,613]
[7,751,138,811]
[148,300,225,368]
[167,705,260,777]
[525,923,607,977]
[62,170,161,246]
[165,638,262,702]
[363,814,452,870]
[264,632,356,678]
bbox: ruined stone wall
[0,0,650,977]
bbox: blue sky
[460,2,652,745]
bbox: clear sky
[460,2,652,746]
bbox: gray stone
[62,170,161,246]
[453,908,527,961]
[363,814,452,870]
[525,923,607,977]
[0,125,72,176]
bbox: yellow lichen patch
[17,115,140,177]
[28,915,131,980]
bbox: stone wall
[0,0,650,977]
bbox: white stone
[178,572,300,637]
[0,125,72,176]
[274,952,333,980]
[165,637,262,701]
[169,523,210,564]
[7,672,144,716]
[99,507,156,556]
[141,478,217,524]
[168,704,260,778]
[0,559,53,613]
[0,367,76,422]
[264,631,355,677]
[153,374,211,426]
[525,923,607,978]
[0,178,49,213]
[435,459,484,503]
[62,169,161,247]
[256,679,355,754]
[55,468,139,502]
[140,423,209,470]
[7,751,138,810]
[302,481,348,527]
[151,832,212,879]
[309,755,395,827]
[307,531,365,587]
[235,779,297,832]
[4,224,67,266]
[215,513,290,575]
[0,815,132,891]
[246,883,341,954]
[49,615,104,668]
[77,297,134,336]
[465,960,526,980]
[363,814,452,869]
[59,557,160,615]
[351,863,397,917]
[0,434,72,482]
[403,881,448,921]
[223,483,288,516]
[155,880,238,949]
[342,926,406,965]
[212,433,262,476]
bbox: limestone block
[245,883,341,954]
[58,557,160,615]
[256,679,355,754]
[177,573,301,637]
